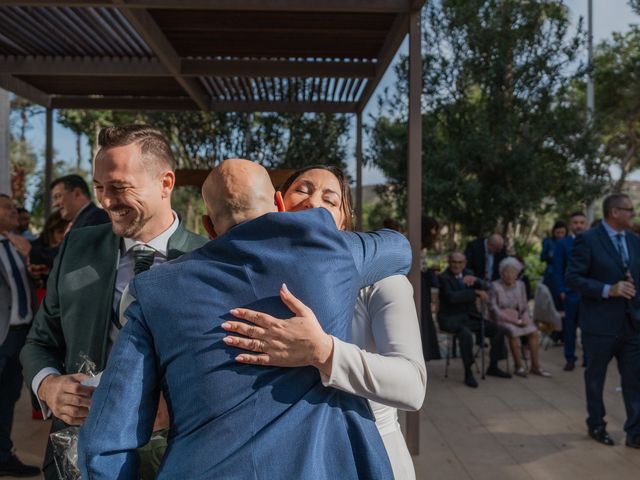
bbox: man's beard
[108,206,149,239]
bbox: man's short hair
[448,251,466,262]
[51,174,91,198]
[603,193,631,218]
[95,124,176,172]
[17,207,29,214]
[0,193,10,200]
[569,211,586,219]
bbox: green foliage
[591,26,640,190]
[368,0,608,238]
[57,110,350,171]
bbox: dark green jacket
[21,221,206,396]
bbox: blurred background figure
[541,221,567,307]
[50,174,109,231]
[465,233,507,281]
[421,216,441,362]
[552,212,588,371]
[15,208,37,241]
[29,211,70,297]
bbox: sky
[16,0,640,194]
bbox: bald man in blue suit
[79,160,411,479]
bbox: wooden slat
[2,1,414,13]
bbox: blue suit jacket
[566,223,640,336]
[552,235,575,295]
[78,209,411,479]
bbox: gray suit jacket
[0,246,38,345]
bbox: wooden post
[355,112,363,231]
[44,107,53,218]
[406,8,422,456]
[0,88,10,195]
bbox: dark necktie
[1,239,28,317]
[112,245,156,330]
[133,245,156,275]
[614,233,629,270]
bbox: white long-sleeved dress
[321,275,427,479]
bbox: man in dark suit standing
[552,211,588,371]
[50,174,110,230]
[438,251,510,388]
[465,233,507,281]
[567,193,640,448]
[0,194,39,477]
[21,125,206,479]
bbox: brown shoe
[563,361,575,371]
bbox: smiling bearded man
[20,124,206,480]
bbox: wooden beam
[182,59,376,79]
[2,1,412,12]
[176,168,295,189]
[0,56,376,79]
[0,56,167,76]
[356,13,408,112]
[406,9,422,457]
[355,112,363,231]
[0,74,49,107]
[113,2,210,110]
[44,107,53,217]
[50,96,198,110]
[50,96,357,113]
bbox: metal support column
[355,112,363,231]
[406,8,422,456]
[0,88,10,195]
[44,107,53,217]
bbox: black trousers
[0,328,28,462]
[582,326,640,437]
[444,316,508,371]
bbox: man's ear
[202,215,217,240]
[275,191,286,212]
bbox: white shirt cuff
[602,284,611,299]
[32,367,61,419]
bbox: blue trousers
[582,329,640,437]
[563,292,586,363]
[0,328,28,462]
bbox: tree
[592,27,640,191]
[368,0,607,236]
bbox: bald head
[487,234,504,254]
[202,159,276,236]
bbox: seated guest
[438,251,510,388]
[50,174,109,230]
[490,257,552,378]
[78,160,411,479]
[465,233,507,281]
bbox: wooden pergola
[0,0,425,453]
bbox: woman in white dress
[222,165,427,479]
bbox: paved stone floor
[8,340,640,479]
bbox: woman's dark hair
[280,165,354,231]
[422,216,439,249]
[551,221,567,234]
[39,210,69,247]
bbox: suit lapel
[167,221,193,260]
[596,224,626,274]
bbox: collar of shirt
[121,212,179,257]
[602,219,625,238]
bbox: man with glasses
[567,193,640,448]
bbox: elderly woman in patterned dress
[490,257,552,378]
